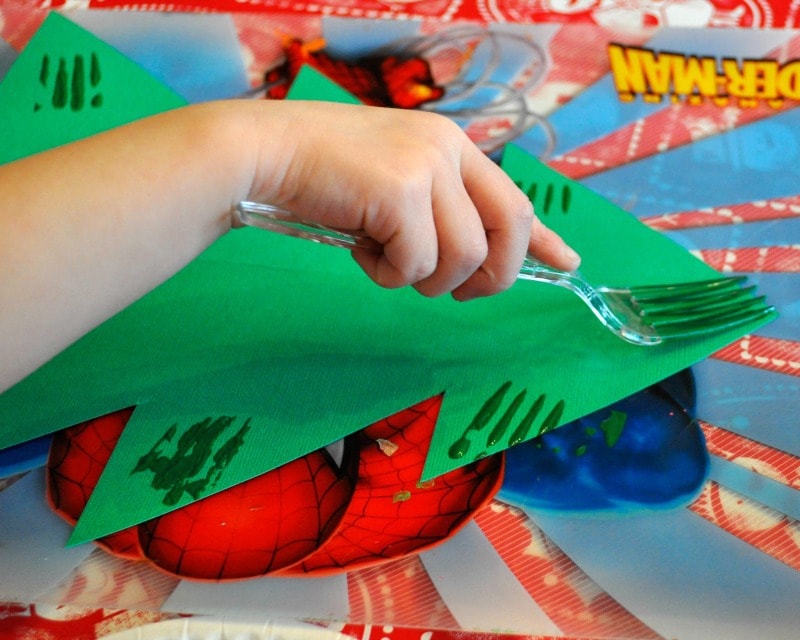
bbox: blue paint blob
[499,370,709,515]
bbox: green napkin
[0,17,774,545]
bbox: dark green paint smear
[90,52,101,86]
[561,185,572,213]
[515,180,572,216]
[448,381,512,459]
[71,54,85,111]
[487,390,527,447]
[131,416,251,506]
[537,399,566,436]
[543,183,554,213]
[37,52,102,113]
[448,383,569,461]
[600,410,627,447]
[52,57,68,109]
[508,394,545,446]
[39,54,49,86]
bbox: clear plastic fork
[234,201,776,346]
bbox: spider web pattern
[138,447,355,580]
[46,408,141,559]
[281,395,504,575]
[44,396,501,581]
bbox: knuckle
[511,194,535,225]
[408,256,439,283]
[374,258,435,290]
[409,113,465,153]
[387,168,430,206]
[453,238,489,271]
[383,250,438,288]
[415,110,458,133]
[493,270,518,293]
[435,113,468,138]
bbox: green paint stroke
[515,180,573,216]
[537,400,566,436]
[561,184,572,213]
[543,183,554,214]
[39,54,49,86]
[487,389,527,447]
[600,410,627,447]
[52,57,68,109]
[71,54,85,111]
[448,383,569,461]
[90,52,101,86]
[90,52,103,107]
[507,394,545,447]
[37,52,103,113]
[132,415,252,506]
[448,381,512,459]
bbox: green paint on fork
[627,275,776,334]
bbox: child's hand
[0,100,580,392]
[240,101,580,301]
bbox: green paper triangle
[0,13,186,165]
[0,55,774,546]
[286,63,362,104]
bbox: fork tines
[627,275,776,333]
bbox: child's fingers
[412,176,488,298]
[529,220,581,272]
[451,148,535,301]
[351,191,439,290]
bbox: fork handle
[235,201,381,252]
[234,200,579,282]
[517,255,587,290]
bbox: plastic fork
[234,201,776,346]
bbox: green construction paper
[287,63,362,104]
[0,13,186,165]
[0,54,774,545]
